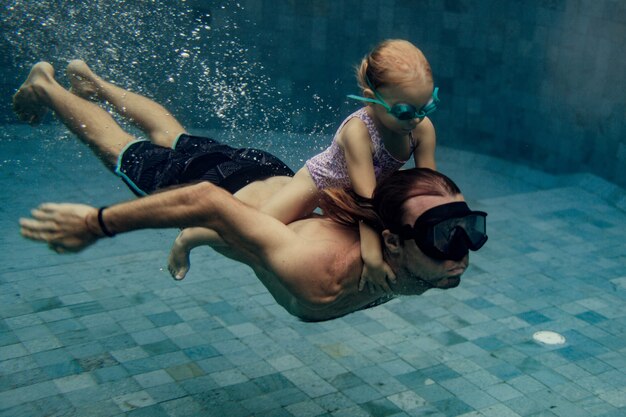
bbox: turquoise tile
[254,408,295,417]
[430,331,468,347]
[100,334,137,351]
[126,404,170,417]
[267,387,309,407]
[0,403,40,417]
[182,344,220,361]
[474,336,508,351]
[147,311,183,327]
[30,297,64,313]
[0,330,19,347]
[42,360,83,378]
[517,311,552,325]
[141,339,180,356]
[504,396,548,416]
[361,398,402,416]
[68,301,106,316]
[123,357,161,375]
[465,297,495,309]
[146,383,188,403]
[457,389,499,409]
[342,384,383,404]
[487,363,523,381]
[329,372,365,390]
[421,364,461,382]
[32,348,73,367]
[93,365,130,383]
[439,376,476,396]
[30,394,75,417]
[0,368,48,391]
[556,346,592,361]
[433,397,474,415]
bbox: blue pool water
[1,1,626,416]
[1,124,625,416]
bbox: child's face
[370,80,435,134]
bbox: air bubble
[4,0,338,154]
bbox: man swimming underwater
[16,61,487,321]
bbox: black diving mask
[399,201,488,261]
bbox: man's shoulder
[288,216,358,241]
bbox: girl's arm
[358,221,395,292]
[337,119,377,199]
[412,117,437,169]
[337,120,396,293]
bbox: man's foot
[66,60,102,100]
[12,62,54,125]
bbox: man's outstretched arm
[21,182,364,318]
[19,182,299,265]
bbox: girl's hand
[359,260,396,293]
[168,230,192,280]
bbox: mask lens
[464,215,487,248]
[399,202,487,261]
[431,215,487,252]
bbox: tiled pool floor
[1,126,625,416]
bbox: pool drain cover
[533,331,566,345]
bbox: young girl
[169,39,439,292]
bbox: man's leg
[66,60,185,148]
[13,62,135,170]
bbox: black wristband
[97,207,116,237]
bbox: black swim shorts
[115,134,295,196]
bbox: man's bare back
[247,215,382,321]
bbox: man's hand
[19,203,100,253]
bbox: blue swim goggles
[347,77,440,121]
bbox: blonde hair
[356,39,432,91]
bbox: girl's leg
[13,62,135,169]
[258,168,320,223]
[66,60,186,148]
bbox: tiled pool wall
[1,0,624,188]
[210,0,626,188]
